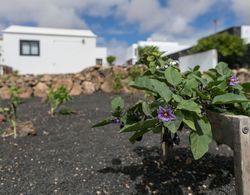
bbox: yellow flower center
[163,112,168,117]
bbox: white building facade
[126,39,190,65]
[1,25,107,74]
[241,25,250,44]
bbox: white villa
[0,25,107,75]
[125,39,190,65]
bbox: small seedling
[0,86,21,138]
[46,86,72,116]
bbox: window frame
[96,58,103,65]
[20,40,40,56]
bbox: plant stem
[161,126,168,161]
[11,119,17,139]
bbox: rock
[74,73,86,81]
[84,72,92,81]
[99,67,112,77]
[1,121,36,137]
[40,75,53,84]
[19,87,33,98]
[100,74,114,93]
[237,68,250,83]
[52,77,73,91]
[120,79,131,93]
[0,114,5,124]
[91,71,104,90]
[70,82,82,96]
[0,86,10,99]
[82,81,96,94]
[17,121,37,137]
[34,82,49,97]
[112,66,128,78]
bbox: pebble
[96,191,102,195]
[186,157,192,165]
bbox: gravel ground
[0,92,235,195]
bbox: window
[96,58,103,65]
[134,48,138,56]
[20,40,40,56]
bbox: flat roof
[2,25,96,38]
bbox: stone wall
[0,65,140,99]
[0,65,249,99]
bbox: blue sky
[0,0,249,63]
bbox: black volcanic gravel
[0,92,235,195]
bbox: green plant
[106,55,116,66]
[93,59,250,160]
[112,73,123,92]
[128,65,142,81]
[46,86,72,116]
[12,70,19,76]
[0,86,21,138]
[136,46,176,73]
[190,32,247,68]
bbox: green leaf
[147,56,155,62]
[129,76,154,92]
[111,96,124,111]
[190,131,211,160]
[194,89,210,100]
[182,112,196,130]
[150,79,172,103]
[177,100,201,114]
[172,94,184,102]
[163,110,183,133]
[164,66,182,86]
[190,116,212,160]
[92,118,112,128]
[212,93,249,104]
[120,118,158,133]
[181,78,199,97]
[142,102,152,117]
[215,62,232,77]
[242,83,250,93]
[129,129,151,144]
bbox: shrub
[190,32,247,68]
[94,59,250,160]
[106,55,116,66]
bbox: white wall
[2,33,103,74]
[179,49,218,72]
[95,47,107,65]
[126,41,190,65]
[241,26,250,44]
[126,44,137,65]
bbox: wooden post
[208,111,250,195]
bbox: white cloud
[0,0,87,28]
[231,0,250,24]
[0,0,249,63]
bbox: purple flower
[112,118,121,124]
[157,106,176,122]
[229,75,239,86]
